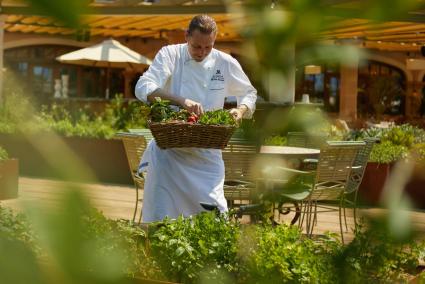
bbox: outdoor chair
[343,138,377,230]
[262,141,365,243]
[287,132,327,149]
[116,131,153,223]
[222,134,258,210]
[128,128,155,141]
[286,132,328,170]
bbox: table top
[260,145,320,155]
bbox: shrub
[369,141,408,163]
[0,146,9,160]
[0,93,150,139]
[0,206,38,252]
[149,212,240,283]
[264,135,287,145]
[336,221,424,283]
[383,124,415,148]
[0,92,39,134]
[242,225,341,283]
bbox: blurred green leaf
[0,235,44,284]
[25,188,133,284]
[25,0,91,28]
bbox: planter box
[0,159,19,200]
[0,133,132,185]
[358,162,393,205]
[358,161,425,209]
[405,163,425,209]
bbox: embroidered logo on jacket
[211,69,224,82]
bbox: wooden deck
[2,177,425,243]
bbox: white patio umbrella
[56,39,152,98]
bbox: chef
[135,14,257,222]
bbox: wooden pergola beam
[0,4,230,16]
[1,3,424,22]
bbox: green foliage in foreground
[149,213,240,283]
[337,220,424,283]
[241,225,341,284]
[1,192,424,284]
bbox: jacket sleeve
[135,46,174,103]
[226,57,257,118]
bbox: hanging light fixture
[304,65,322,75]
[406,58,425,70]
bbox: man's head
[185,14,217,62]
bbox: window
[4,45,125,103]
[295,63,340,112]
[32,65,53,101]
[357,60,406,117]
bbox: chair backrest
[345,138,377,194]
[116,133,149,174]
[310,141,365,201]
[287,132,327,149]
[222,135,258,183]
[128,128,154,142]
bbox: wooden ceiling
[3,14,243,42]
[322,18,425,52]
[1,0,425,51]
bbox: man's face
[185,29,216,62]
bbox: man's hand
[181,98,204,116]
[229,105,248,124]
[148,90,203,115]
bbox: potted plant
[0,145,19,200]
[358,141,408,205]
[357,123,425,207]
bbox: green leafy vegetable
[198,110,236,126]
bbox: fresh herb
[149,100,235,126]
[198,109,236,126]
[149,97,174,122]
[149,212,240,283]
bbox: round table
[259,145,320,225]
[260,145,320,158]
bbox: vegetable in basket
[149,98,235,126]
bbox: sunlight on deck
[2,177,425,244]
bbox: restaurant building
[0,0,424,121]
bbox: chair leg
[132,184,139,223]
[353,190,359,231]
[138,203,143,225]
[309,202,316,237]
[343,196,349,232]
[305,201,314,237]
[298,202,306,230]
[307,201,317,237]
[339,198,345,244]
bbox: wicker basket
[148,121,236,149]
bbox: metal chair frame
[222,136,258,210]
[264,141,365,243]
[343,138,377,231]
[116,130,153,223]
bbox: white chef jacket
[135,43,257,222]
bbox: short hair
[187,14,217,35]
